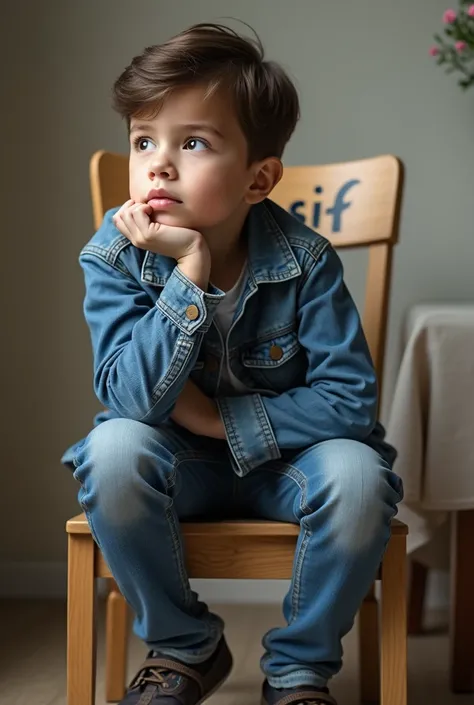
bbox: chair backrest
[270,155,404,395]
[90,151,404,398]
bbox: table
[386,304,474,692]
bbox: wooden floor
[0,599,473,705]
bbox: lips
[146,188,182,204]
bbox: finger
[113,199,134,218]
[130,203,153,234]
[112,199,134,226]
[121,205,140,239]
[114,213,134,241]
[130,202,150,217]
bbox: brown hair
[112,23,300,162]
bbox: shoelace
[132,666,180,690]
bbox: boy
[64,23,402,705]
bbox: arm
[216,247,378,476]
[171,379,225,437]
[81,244,223,425]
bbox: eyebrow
[129,122,225,139]
[179,123,225,139]
[129,123,152,135]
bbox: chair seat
[66,513,407,536]
[66,513,407,580]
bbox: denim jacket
[62,199,395,476]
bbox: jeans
[73,418,402,690]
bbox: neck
[202,206,249,291]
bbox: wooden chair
[408,511,474,693]
[66,151,407,705]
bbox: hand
[113,199,206,262]
[171,380,226,440]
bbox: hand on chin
[149,209,179,226]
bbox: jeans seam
[290,518,312,624]
[165,504,193,607]
[165,451,225,492]
[78,490,102,552]
[262,461,313,624]
[263,461,313,517]
[168,452,228,609]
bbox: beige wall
[2,0,473,571]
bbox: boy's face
[128,84,276,234]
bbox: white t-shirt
[213,265,252,395]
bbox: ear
[245,157,283,204]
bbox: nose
[148,150,177,181]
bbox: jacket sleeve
[216,247,378,476]
[80,248,223,424]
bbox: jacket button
[185,304,199,321]
[269,344,284,361]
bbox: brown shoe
[120,636,232,704]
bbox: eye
[183,138,209,152]
[133,137,155,152]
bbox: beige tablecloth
[386,304,474,568]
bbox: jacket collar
[141,200,301,288]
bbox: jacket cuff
[158,266,224,335]
[217,394,280,476]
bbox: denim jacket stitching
[261,204,302,277]
[157,298,207,336]
[221,404,246,469]
[147,335,195,409]
[292,240,331,292]
[80,246,133,278]
[230,323,296,355]
[254,395,280,457]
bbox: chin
[150,211,188,227]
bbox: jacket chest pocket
[241,330,306,392]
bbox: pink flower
[468,4,474,17]
[443,8,457,23]
[429,46,440,56]
[455,40,467,51]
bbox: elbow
[94,373,171,425]
[326,384,377,441]
[342,395,377,440]
[354,404,377,439]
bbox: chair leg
[67,533,97,705]
[359,583,380,704]
[380,534,407,705]
[407,561,428,635]
[105,581,129,702]
[450,509,474,692]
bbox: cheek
[189,164,246,206]
[128,156,149,201]
[128,170,141,201]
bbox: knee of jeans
[73,418,170,528]
[313,439,399,554]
